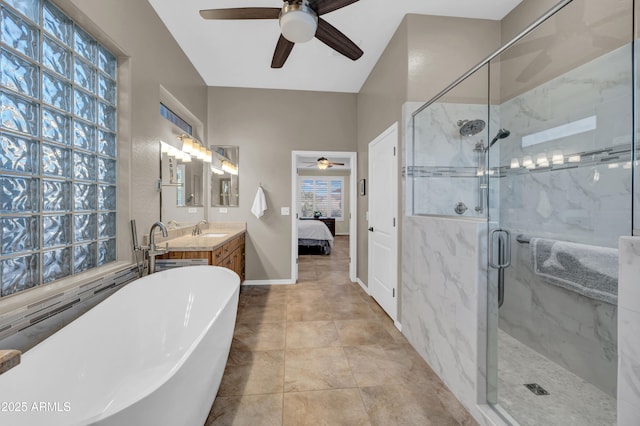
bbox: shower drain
[524,383,550,395]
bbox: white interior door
[368,123,398,321]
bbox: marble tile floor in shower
[497,330,617,426]
[206,236,477,425]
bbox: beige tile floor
[206,236,477,426]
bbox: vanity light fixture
[204,149,212,163]
[222,160,238,175]
[178,134,210,160]
[551,150,564,165]
[568,155,581,163]
[182,155,192,163]
[211,166,224,175]
[510,158,520,168]
[180,135,194,154]
[522,156,535,169]
[536,153,549,167]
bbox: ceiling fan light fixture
[317,157,330,170]
[280,4,317,43]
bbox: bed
[298,219,334,255]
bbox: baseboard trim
[243,279,296,286]
[394,320,402,332]
[335,233,350,236]
[356,278,369,295]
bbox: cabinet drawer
[212,247,224,265]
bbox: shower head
[458,119,486,136]
[488,128,510,148]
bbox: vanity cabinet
[157,233,245,281]
[214,233,245,281]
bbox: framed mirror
[210,146,239,207]
[160,141,206,222]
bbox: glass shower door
[486,0,634,424]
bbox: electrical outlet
[188,208,197,213]
[281,207,290,216]
[219,208,228,213]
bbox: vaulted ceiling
[148,0,523,93]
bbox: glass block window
[298,176,344,220]
[1,0,117,297]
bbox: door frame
[291,151,358,283]
[367,122,399,322]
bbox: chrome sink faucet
[148,221,168,274]
[192,219,208,236]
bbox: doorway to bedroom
[291,151,357,284]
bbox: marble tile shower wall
[498,45,633,247]
[0,266,137,352]
[617,237,640,425]
[402,215,489,424]
[494,45,633,396]
[410,102,499,218]
[500,241,618,396]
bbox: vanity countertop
[158,223,246,252]
[0,350,21,375]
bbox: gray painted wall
[358,14,501,320]
[357,18,409,287]
[206,87,357,281]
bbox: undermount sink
[200,233,228,238]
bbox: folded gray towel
[531,238,618,305]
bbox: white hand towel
[251,186,267,219]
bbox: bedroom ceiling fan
[304,157,345,169]
[199,0,363,68]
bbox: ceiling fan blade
[329,162,345,166]
[315,18,363,61]
[271,35,295,68]
[310,0,359,16]
[199,8,281,20]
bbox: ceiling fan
[304,157,345,169]
[199,0,363,68]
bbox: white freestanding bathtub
[0,265,240,426]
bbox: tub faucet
[192,220,208,236]
[148,221,168,274]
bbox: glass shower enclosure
[408,0,634,424]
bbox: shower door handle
[489,229,511,308]
[489,229,511,269]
